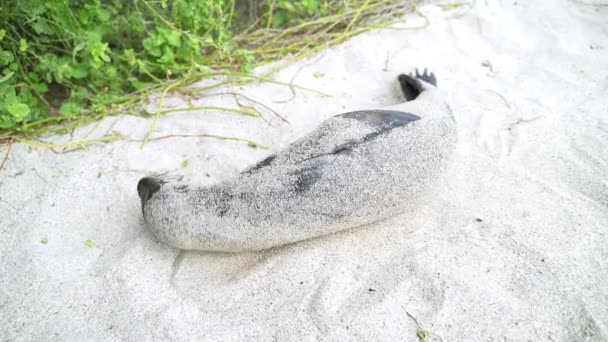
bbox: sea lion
[137,69,456,252]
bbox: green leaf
[89,40,111,68]
[53,59,73,83]
[70,88,89,100]
[158,46,175,64]
[0,116,16,129]
[129,78,152,90]
[19,39,29,52]
[72,42,86,60]
[163,29,182,47]
[32,19,54,35]
[124,48,137,66]
[0,71,14,84]
[91,102,107,114]
[0,51,14,66]
[32,3,47,15]
[35,54,57,82]
[96,8,112,22]
[0,29,5,41]
[6,102,30,120]
[2,86,16,99]
[84,239,97,248]
[70,64,88,79]
[60,101,84,115]
[79,7,92,24]
[18,87,33,98]
[32,82,49,93]
[143,34,163,57]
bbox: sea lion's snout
[137,177,162,206]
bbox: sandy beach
[1,0,607,340]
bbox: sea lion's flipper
[242,154,277,174]
[398,68,437,101]
[413,68,437,87]
[337,110,420,128]
[244,109,421,175]
[294,110,420,163]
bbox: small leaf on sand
[40,237,48,244]
[181,159,189,168]
[84,239,97,248]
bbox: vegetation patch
[0,0,421,146]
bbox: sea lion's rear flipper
[398,68,437,101]
[412,68,437,87]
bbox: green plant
[0,0,419,145]
[264,0,332,27]
[0,0,238,131]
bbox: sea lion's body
[138,70,455,252]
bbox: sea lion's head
[137,173,176,216]
[137,177,162,208]
[136,173,218,250]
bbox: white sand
[1,0,608,340]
